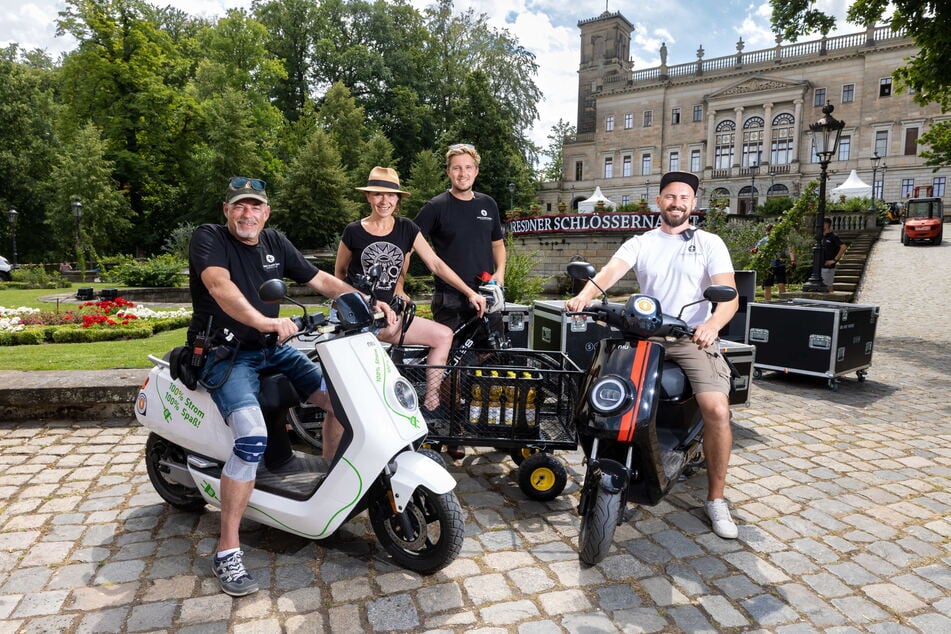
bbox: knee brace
[222,406,267,482]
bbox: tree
[771,0,951,167]
[47,123,134,264]
[272,128,358,250]
[0,46,59,263]
[540,119,576,182]
[318,82,370,173]
[444,71,534,218]
[404,149,447,218]
[352,132,396,200]
[253,0,320,122]
[56,0,202,252]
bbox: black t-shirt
[341,216,419,304]
[820,231,844,263]
[188,224,318,347]
[414,190,504,294]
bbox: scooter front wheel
[145,433,206,512]
[369,486,464,574]
[578,486,622,565]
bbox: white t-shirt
[612,228,734,326]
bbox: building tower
[576,11,633,135]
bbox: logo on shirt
[262,253,280,271]
[477,209,492,221]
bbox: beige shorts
[655,337,732,395]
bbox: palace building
[539,11,948,214]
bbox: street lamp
[71,199,83,269]
[507,182,515,214]
[879,163,887,201]
[6,209,17,269]
[803,103,845,293]
[868,152,881,212]
[749,160,758,214]
[569,184,575,211]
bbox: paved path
[0,224,948,632]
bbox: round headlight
[588,375,634,415]
[392,377,418,411]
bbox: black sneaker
[213,550,259,596]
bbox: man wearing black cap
[189,176,394,596]
[566,171,740,539]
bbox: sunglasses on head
[229,177,267,191]
[448,143,475,151]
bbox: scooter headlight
[588,374,634,416]
[392,377,418,411]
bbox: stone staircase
[791,228,881,303]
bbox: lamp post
[868,152,881,212]
[6,209,17,269]
[71,199,83,276]
[749,161,758,214]
[802,103,845,293]
[879,163,887,201]
[569,184,575,211]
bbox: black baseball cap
[659,171,700,195]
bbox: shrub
[111,254,187,287]
[503,235,547,304]
[51,324,155,343]
[10,265,71,289]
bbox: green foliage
[501,235,547,304]
[540,119,576,182]
[162,224,196,259]
[0,329,45,346]
[748,181,819,281]
[10,265,71,289]
[50,324,155,344]
[758,196,795,218]
[111,255,187,287]
[272,128,358,250]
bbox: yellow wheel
[509,446,539,465]
[517,453,567,501]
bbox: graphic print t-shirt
[341,216,420,304]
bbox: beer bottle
[522,371,537,426]
[469,370,484,425]
[487,371,502,426]
[503,371,517,425]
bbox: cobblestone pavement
[0,224,948,633]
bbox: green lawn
[0,284,325,371]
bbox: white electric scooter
[134,280,464,574]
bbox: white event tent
[830,169,873,199]
[577,186,616,212]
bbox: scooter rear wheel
[145,433,206,512]
[369,486,464,575]
[578,486,622,565]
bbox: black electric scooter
[565,262,737,564]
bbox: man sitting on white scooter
[566,171,741,540]
[189,176,395,596]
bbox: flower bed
[0,297,191,346]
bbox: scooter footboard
[389,451,456,512]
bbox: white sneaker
[705,499,738,539]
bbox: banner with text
[506,212,704,236]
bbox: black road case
[502,303,531,348]
[719,339,756,406]
[746,299,878,390]
[531,299,619,371]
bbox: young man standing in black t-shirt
[414,144,506,460]
[415,144,506,331]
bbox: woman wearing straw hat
[333,166,486,419]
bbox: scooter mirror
[703,285,738,304]
[567,261,597,281]
[258,278,289,303]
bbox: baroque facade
[540,11,948,214]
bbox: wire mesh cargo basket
[395,349,581,451]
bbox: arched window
[715,121,735,170]
[768,183,790,198]
[708,186,731,210]
[771,113,795,165]
[742,116,765,167]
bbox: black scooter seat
[660,361,692,401]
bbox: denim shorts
[201,344,324,418]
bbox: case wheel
[517,453,567,501]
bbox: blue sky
[1,0,854,151]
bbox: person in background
[190,176,393,596]
[820,217,847,292]
[751,223,795,301]
[414,143,506,460]
[566,171,741,540]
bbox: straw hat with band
[356,166,411,198]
